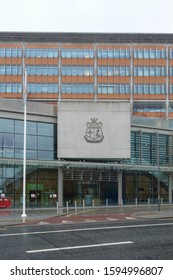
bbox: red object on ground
[0,198,11,208]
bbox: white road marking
[61,220,74,223]
[0,222,173,238]
[107,218,118,221]
[125,217,136,220]
[27,241,133,254]
[38,221,50,225]
[84,219,97,222]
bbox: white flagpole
[21,69,27,219]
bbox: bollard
[121,198,123,206]
[135,198,138,206]
[56,202,58,215]
[75,201,77,212]
[161,197,163,205]
[106,198,108,207]
[66,201,69,213]
[92,199,95,208]
[83,199,85,210]
[148,198,150,205]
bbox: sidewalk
[0,205,173,227]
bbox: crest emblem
[84,117,104,143]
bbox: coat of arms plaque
[84,117,104,143]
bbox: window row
[98,84,130,94]
[134,84,166,94]
[0,119,54,136]
[61,49,94,58]
[0,83,21,93]
[0,65,22,75]
[62,83,94,94]
[98,66,130,76]
[25,48,58,58]
[134,49,166,59]
[134,107,165,112]
[0,47,173,60]
[27,83,58,93]
[0,148,55,160]
[0,133,54,150]
[0,64,172,77]
[4,82,173,95]
[0,83,59,93]
[61,66,94,76]
[97,49,130,59]
[134,66,166,76]
[26,65,58,75]
[0,48,22,57]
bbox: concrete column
[58,167,63,214]
[168,173,173,204]
[118,170,123,205]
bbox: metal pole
[21,69,27,219]
[157,133,160,211]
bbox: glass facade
[0,118,57,160]
[0,114,172,208]
[0,42,172,117]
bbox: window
[150,67,155,76]
[134,48,166,59]
[0,84,5,92]
[0,48,5,57]
[61,66,93,76]
[144,50,150,58]
[134,84,166,94]
[98,84,130,94]
[144,67,149,76]
[150,50,155,59]
[25,48,58,58]
[98,66,130,76]
[0,65,5,75]
[144,84,150,94]
[108,84,114,94]
[138,66,143,76]
[150,85,155,94]
[134,66,166,76]
[26,65,58,76]
[27,83,58,93]
[97,48,130,58]
[61,49,94,58]
[62,83,94,94]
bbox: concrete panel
[58,101,131,160]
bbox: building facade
[1,32,173,208]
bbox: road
[0,219,173,260]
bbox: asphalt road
[0,219,173,260]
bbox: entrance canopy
[0,158,173,173]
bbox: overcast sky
[1,0,173,33]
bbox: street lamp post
[157,143,160,212]
[21,69,27,219]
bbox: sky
[0,0,173,33]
